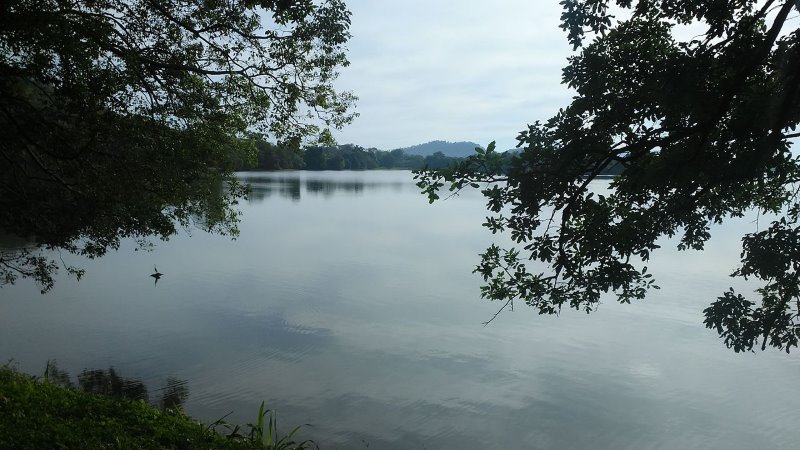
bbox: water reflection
[78,367,149,402]
[202,307,335,364]
[244,176,301,202]
[44,361,189,411]
[239,172,406,203]
[5,171,800,449]
[159,376,190,410]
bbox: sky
[330,0,576,151]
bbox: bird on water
[150,266,163,285]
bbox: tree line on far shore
[242,140,471,171]
[240,139,627,175]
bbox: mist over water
[2,170,799,449]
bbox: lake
[2,170,799,449]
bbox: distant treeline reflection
[240,174,405,202]
[43,361,188,411]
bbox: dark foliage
[416,0,800,352]
[0,0,356,291]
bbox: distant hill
[395,140,482,158]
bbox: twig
[482,298,514,326]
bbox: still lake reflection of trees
[239,173,406,203]
[44,361,189,411]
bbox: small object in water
[150,266,163,285]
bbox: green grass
[0,365,317,449]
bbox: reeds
[212,401,318,450]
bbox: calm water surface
[2,170,799,449]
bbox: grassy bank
[0,366,315,449]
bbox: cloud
[332,0,576,150]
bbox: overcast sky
[330,0,576,151]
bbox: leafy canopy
[416,0,800,352]
[0,0,356,291]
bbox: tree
[251,140,304,170]
[416,0,800,352]
[0,0,356,292]
[423,151,453,169]
[303,145,328,169]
